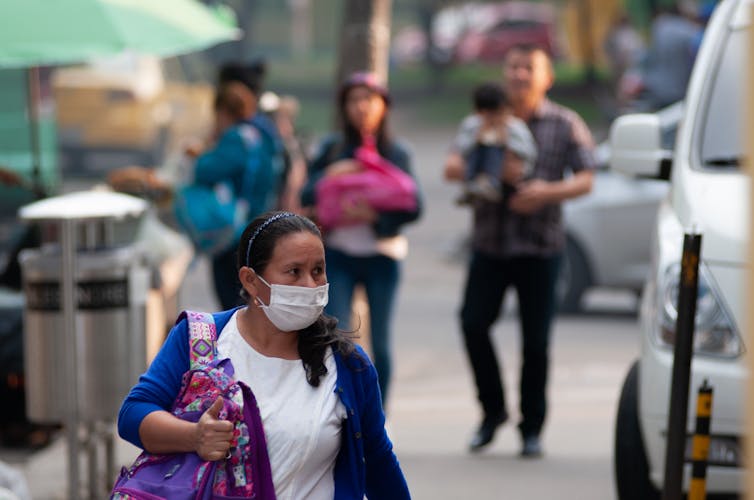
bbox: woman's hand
[194,397,234,461]
[183,139,205,159]
[341,197,378,224]
[325,159,361,177]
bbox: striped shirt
[468,98,596,257]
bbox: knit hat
[338,71,391,105]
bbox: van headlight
[654,263,743,357]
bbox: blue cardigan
[118,308,410,499]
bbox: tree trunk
[289,0,312,58]
[335,0,392,86]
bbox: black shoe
[468,414,508,452]
[520,435,543,458]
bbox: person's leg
[362,255,401,405]
[460,251,510,422]
[324,247,358,331]
[481,146,505,189]
[513,254,561,444]
[211,245,242,310]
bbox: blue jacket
[118,308,410,499]
[194,121,281,231]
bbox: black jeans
[460,251,561,438]
[212,244,243,311]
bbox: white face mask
[255,274,329,332]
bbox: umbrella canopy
[0,0,240,68]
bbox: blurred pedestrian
[218,60,286,211]
[260,92,309,214]
[300,72,422,408]
[622,5,700,110]
[444,44,595,457]
[185,81,271,309]
[603,14,645,101]
[118,211,411,499]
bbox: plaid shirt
[469,98,596,257]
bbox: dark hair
[506,43,553,60]
[472,82,508,112]
[214,81,255,121]
[218,59,267,96]
[237,211,357,387]
[336,74,392,153]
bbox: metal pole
[61,218,81,499]
[87,422,98,500]
[662,231,702,500]
[104,422,116,495]
[25,67,43,199]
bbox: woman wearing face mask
[300,72,422,408]
[117,211,411,499]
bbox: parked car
[53,52,214,174]
[454,3,558,63]
[432,1,558,64]
[558,101,682,312]
[611,0,748,497]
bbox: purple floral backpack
[110,311,276,500]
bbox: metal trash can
[18,191,150,423]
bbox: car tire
[557,236,591,313]
[614,361,661,500]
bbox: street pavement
[1,120,640,499]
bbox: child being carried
[452,82,537,205]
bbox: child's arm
[506,118,538,176]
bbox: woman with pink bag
[300,72,422,408]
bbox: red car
[451,2,558,63]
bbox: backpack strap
[181,310,219,370]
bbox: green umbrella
[0,0,239,201]
[0,0,240,68]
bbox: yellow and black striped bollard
[689,379,713,500]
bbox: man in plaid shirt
[444,44,596,457]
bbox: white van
[609,0,750,497]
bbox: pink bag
[315,145,417,230]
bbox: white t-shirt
[217,311,347,500]
[326,224,408,260]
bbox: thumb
[205,396,224,419]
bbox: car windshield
[698,22,748,170]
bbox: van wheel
[614,361,660,500]
[557,237,591,313]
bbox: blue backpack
[173,124,264,256]
[110,311,276,500]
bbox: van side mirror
[609,113,673,180]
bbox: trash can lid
[19,190,148,221]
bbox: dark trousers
[324,248,401,405]
[211,244,243,311]
[460,251,561,438]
